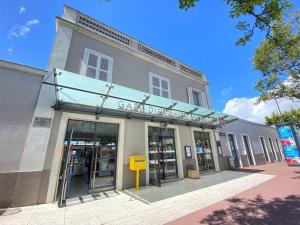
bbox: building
[0,6,282,208]
[218,119,284,169]
[0,60,46,208]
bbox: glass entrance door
[58,120,118,205]
[148,127,178,185]
[194,131,215,173]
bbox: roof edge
[0,60,47,77]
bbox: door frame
[145,122,184,185]
[275,138,284,159]
[268,137,278,161]
[226,132,243,168]
[191,128,220,172]
[241,133,256,166]
[46,112,125,202]
[259,136,270,163]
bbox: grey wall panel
[65,31,207,104]
[42,111,63,171]
[37,169,51,204]
[218,119,280,167]
[240,155,250,167]
[0,126,28,172]
[0,68,42,126]
[0,68,42,173]
[122,119,146,188]
[12,171,42,207]
[254,154,267,165]
[0,172,18,208]
[217,156,230,171]
[178,125,197,177]
[123,119,146,164]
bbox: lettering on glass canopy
[49,69,235,126]
[117,100,218,124]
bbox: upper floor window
[192,90,201,106]
[149,73,171,98]
[187,87,208,108]
[81,48,113,82]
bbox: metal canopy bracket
[135,94,150,111]
[187,107,198,115]
[163,102,177,113]
[96,83,114,119]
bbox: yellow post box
[129,155,147,191]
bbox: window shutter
[80,50,89,75]
[161,78,169,98]
[187,87,194,104]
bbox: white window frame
[268,137,278,160]
[259,136,270,163]
[241,134,256,166]
[187,87,208,108]
[81,48,113,82]
[275,138,284,159]
[149,72,171,98]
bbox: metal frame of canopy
[42,69,237,128]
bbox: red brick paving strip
[167,162,300,225]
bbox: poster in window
[196,144,203,154]
[185,146,192,158]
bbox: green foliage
[265,108,300,126]
[179,0,199,10]
[180,0,299,101]
[178,1,292,45]
[254,12,300,101]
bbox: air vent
[78,16,130,45]
[138,44,175,66]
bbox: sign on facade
[33,117,52,128]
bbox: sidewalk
[0,169,274,225]
[167,161,300,225]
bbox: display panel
[194,131,215,172]
[148,127,178,185]
[277,123,300,165]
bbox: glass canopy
[44,69,236,127]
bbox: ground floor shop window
[58,120,119,204]
[148,127,178,185]
[194,131,215,173]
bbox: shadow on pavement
[199,194,300,225]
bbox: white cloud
[221,86,232,96]
[8,19,39,38]
[223,97,300,124]
[19,6,26,14]
[7,48,13,55]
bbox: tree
[254,12,300,101]
[180,0,299,102]
[265,108,300,126]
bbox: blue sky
[1,0,299,117]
